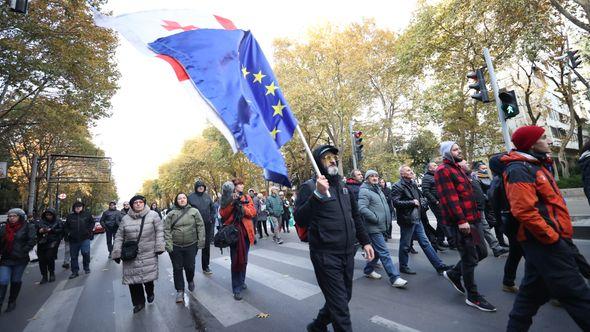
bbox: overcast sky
[92,0,428,201]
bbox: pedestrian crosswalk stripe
[182,268,261,327]
[281,242,310,251]
[250,248,314,271]
[282,241,397,260]
[212,256,322,300]
[112,280,171,332]
[369,315,421,332]
[23,286,84,332]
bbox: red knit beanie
[511,126,545,151]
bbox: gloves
[114,258,121,264]
[156,251,164,255]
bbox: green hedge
[556,174,583,189]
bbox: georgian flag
[92,9,240,152]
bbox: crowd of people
[0,125,588,332]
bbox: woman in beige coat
[112,195,165,314]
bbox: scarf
[3,220,24,255]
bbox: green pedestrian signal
[499,90,519,119]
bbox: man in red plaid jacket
[435,141,496,312]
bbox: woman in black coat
[35,208,63,284]
[0,208,37,313]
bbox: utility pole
[27,154,38,216]
[350,120,358,170]
[483,48,512,151]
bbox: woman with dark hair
[112,195,165,313]
[164,193,205,304]
[579,140,590,206]
[150,202,162,219]
[219,178,256,301]
[0,208,36,313]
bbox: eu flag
[148,29,298,186]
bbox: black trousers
[38,246,58,277]
[447,222,488,297]
[106,228,117,253]
[502,233,524,287]
[507,239,590,331]
[169,243,197,291]
[202,221,214,270]
[430,205,455,246]
[310,251,354,332]
[256,218,269,238]
[128,281,154,306]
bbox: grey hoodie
[440,141,456,161]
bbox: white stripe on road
[23,286,84,332]
[281,242,310,251]
[185,268,261,327]
[369,315,421,332]
[250,248,314,271]
[112,280,171,332]
[212,256,321,300]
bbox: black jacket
[469,174,487,211]
[380,185,394,212]
[188,180,216,223]
[294,145,370,254]
[391,179,423,226]
[0,221,37,265]
[99,208,122,231]
[421,171,439,206]
[64,209,95,242]
[36,208,63,249]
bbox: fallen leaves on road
[256,313,270,319]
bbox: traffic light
[466,68,490,103]
[353,131,364,161]
[499,90,520,119]
[8,0,28,14]
[567,50,582,69]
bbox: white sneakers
[391,277,408,288]
[365,271,382,279]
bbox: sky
[92,0,428,201]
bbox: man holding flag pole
[93,8,374,329]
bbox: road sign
[58,193,67,200]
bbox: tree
[405,130,440,169]
[550,0,590,33]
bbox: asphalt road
[0,227,588,332]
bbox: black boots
[5,282,22,312]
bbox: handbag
[121,215,146,262]
[213,200,243,248]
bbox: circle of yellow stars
[241,65,286,141]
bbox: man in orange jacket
[503,126,590,331]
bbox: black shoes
[5,301,16,312]
[443,271,465,295]
[147,294,155,303]
[436,264,453,275]
[39,276,48,284]
[62,262,70,269]
[49,272,56,283]
[400,267,417,275]
[203,268,213,275]
[493,248,509,257]
[306,319,328,332]
[85,269,91,274]
[69,272,79,279]
[409,247,418,254]
[133,304,145,314]
[466,294,497,312]
[188,281,195,292]
[233,293,243,301]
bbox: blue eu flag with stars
[148,29,298,186]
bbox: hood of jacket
[501,150,541,166]
[488,153,506,176]
[194,180,207,196]
[41,208,57,222]
[312,144,341,185]
[440,141,456,161]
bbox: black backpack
[213,200,243,248]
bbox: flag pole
[295,125,322,178]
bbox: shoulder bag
[121,215,146,261]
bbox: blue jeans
[364,233,400,283]
[70,239,91,273]
[0,264,27,285]
[399,222,443,270]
